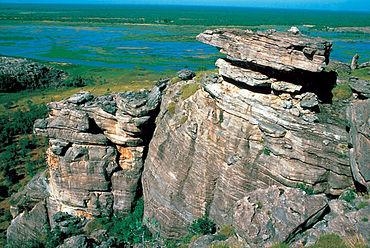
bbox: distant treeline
[1,4,370,28]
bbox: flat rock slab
[197,29,332,72]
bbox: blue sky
[2,0,370,12]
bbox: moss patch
[178,115,188,125]
[166,101,176,115]
[332,84,352,101]
[180,83,200,99]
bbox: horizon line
[2,2,370,13]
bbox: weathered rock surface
[196,28,332,72]
[349,78,370,99]
[0,56,68,92]
[6,202,49,248]
[232,186,328,247]
[346,100,370,191]
[32,82,166,218]
[292,194,370,247]
[142,76,352,238]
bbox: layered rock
[346,100,370,191]
[196,28,332,72]
[142,28,354,240]
[142,77,353,238]
[32,81,166,219]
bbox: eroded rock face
[292,194,370,247]
[232,186,328,247]
[346,99,370,192]
[32,82,166,218]
[196,28,332,72]
[7,202,49,248]
[142,76,353,238]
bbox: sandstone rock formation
[346,100,370,191]
[196,28,332,72]
[32,81,166,220]
[142,28,354,241]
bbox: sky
[2,0,370,12]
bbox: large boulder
[196,28,332,72]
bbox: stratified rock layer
[346,99,370,191]
[142,77,353,238]
[33,83,165,218]
[196,29,332,72]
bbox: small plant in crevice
[263,147,271,155]
[296,183,317,195]
[341,190,357,203]
[190,215,216,235]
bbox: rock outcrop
[196,28,332,72]
[32,82,166,219]
[0,56,67,92]
[142,28,353,241]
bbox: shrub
[190,215,216,235]
[180,83,200,99]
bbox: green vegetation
[83,198,158,246]
[190,215,216,235]
[357,201,368,209]
[0,103,49,247]
[180,83,201,99]
[351,68,370,81]
[270,242,289,248]
[263,147,271,156]
[308,233,347,248]
[341,190,357,202]
[256,201,263,209]
[296,183,317,195]
[1,4,370,28]
[218,224,235,238]
[167,102,176,115]
[178,115,188,125]
[210,242,230,248]
[332,84,353,101]
[362,218,368,222]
